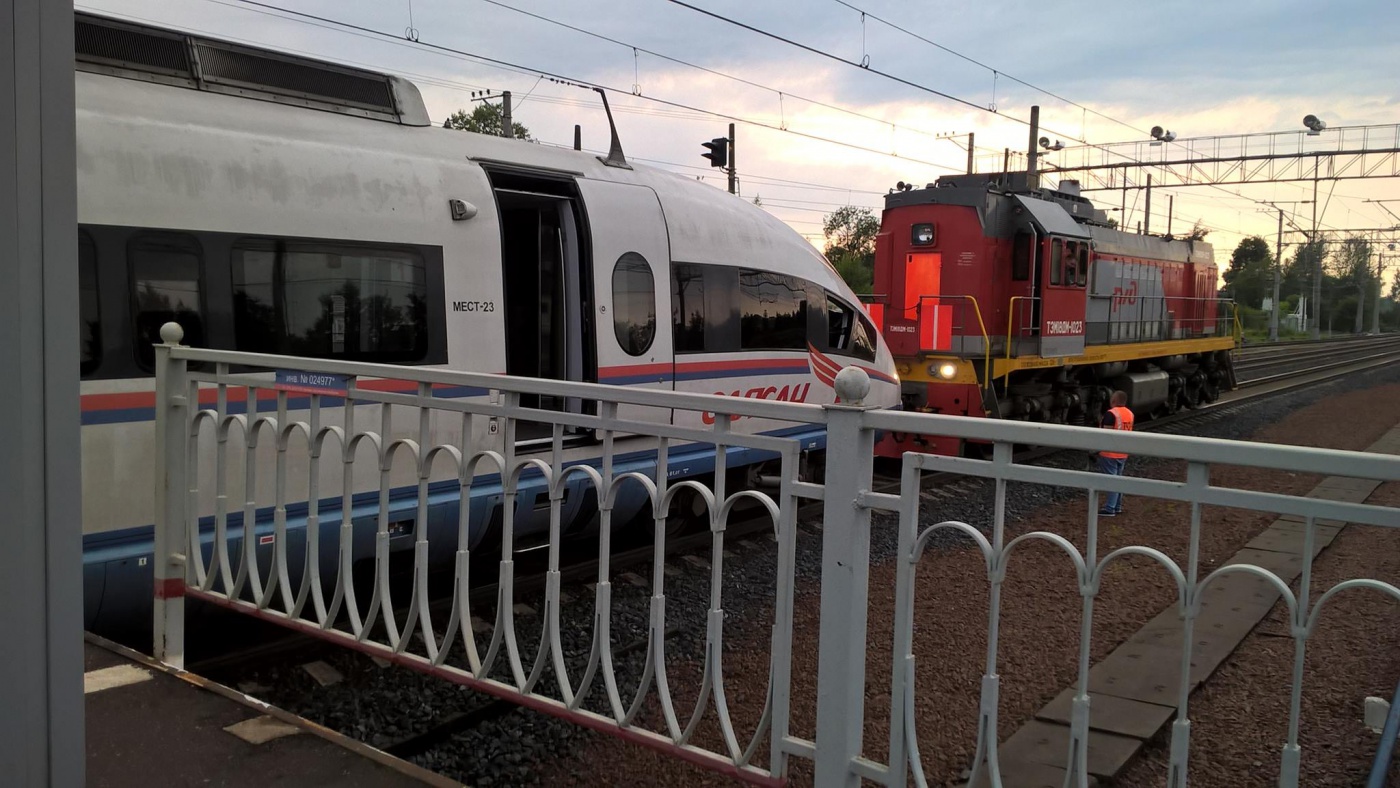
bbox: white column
[0,0,82,785]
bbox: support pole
[1026,105,1040,191]
[1311,175,1321,339]
[501,90,512,138]
[967,132,975,174]
[1372,248,1383,335]
[573,124,581,151]
[0,1,83,784]
[1270,209,1282,341]
[727,122,736,195]
[1167,195,1174,237]
[813,371,876,787]
[1144,174,1153,235]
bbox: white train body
[74,15,897,630]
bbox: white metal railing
[150,323,1400,787]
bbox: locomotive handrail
[1005,296,1041,365]
[917,294,991,389]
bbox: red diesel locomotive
[868,171,1238,458]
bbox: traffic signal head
[701,137,728,168]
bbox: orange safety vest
[1100,406,1134,459]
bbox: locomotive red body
[869,172,1237,458]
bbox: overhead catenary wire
[225,0,964,172]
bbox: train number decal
[1044,320,1084,336]
[452,300,496,313]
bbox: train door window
[1049,239,1064,286]
[739,270,806,350]
[130,233,203,370]
[671,263,705,352]
[1078,246,1090,287]
[1011,232,1031,281]
[612,253,655,356]
[231,240,427,361]
[79,231,101,376]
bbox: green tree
[822,206,879,293]
[1330,236,1374,333]
[1221,236,1273,308]
[443,103,530,140]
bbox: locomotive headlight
[911,223,935,246]
[936,362,958,379]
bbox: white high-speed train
[74,13,898,630]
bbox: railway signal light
[701,137,728,169]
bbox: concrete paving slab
[999,719,1141,779]
[1269,518,1344,542]
[1304,485,1375,504]
[1224,548,1305,583]
[1036,688,1176,740]
[1314,476,1384,495]
[1276,512,1347,528]
[963,757,1099,788]
[1244,522,1337,556]
[1086,640,1190,707]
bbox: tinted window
[79,232,100,376]
[740,271,806,350]
[825,291,876,362]
[671,262,705,353]
[131,233,203,369]
[1050,240,1063,286]
[232,240,427,361]
[612,252,655,356]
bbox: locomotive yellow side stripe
[896,336,1237,385]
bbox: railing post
[152,322,189,667]
[813,367,877,787]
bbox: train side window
[826,292,854,350]
[1078,246,1090,287]
[850,313,877,362]
[79,231,101,376]
[739,270,806,350]
[130,233,204,370]
[612,252,656,356]
[672,262,705,353]
[1011,232,1031,281]
[232,240,428,361]
[1050,239,1064,286]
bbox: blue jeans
[1097,455,1127,512]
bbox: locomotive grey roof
[1014,194,1091,239]
[74,12,431,126]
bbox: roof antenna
[593,88,632,169]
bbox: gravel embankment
[215,364,1400,787]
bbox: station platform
[84,634,458,788]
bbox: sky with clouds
[81,0,1400,282]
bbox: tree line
[1222,235,1396,334]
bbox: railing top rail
[867,409,1400,481]
[168,343,832,425]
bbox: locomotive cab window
[823,291,877,362]
[232,240,428,361]
[130,233,204,370]
[1063,242,1078,287]
[79,231,101,376]
[1049,239,1064,286]
[1078,246,1090,287]
[612,252,656,356]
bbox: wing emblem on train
[807,342,841,390]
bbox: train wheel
[1180,384,1201,410]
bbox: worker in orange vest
[1097,390,1134,517]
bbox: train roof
[73,13,845,293]
[884,171,1213,266]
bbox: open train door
[1015,195,1089,358]
[575,179,674,426]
